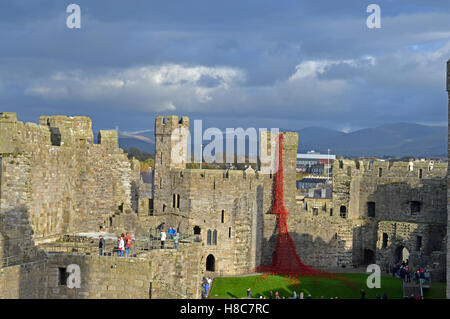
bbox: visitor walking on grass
[161,229,166,249]
[99,235,105,256]
[247,287,252,298]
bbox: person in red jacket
[124,232,132,257]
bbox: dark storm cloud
[0,0,449,132]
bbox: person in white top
[117,235,125,257]
[161,230,166,249]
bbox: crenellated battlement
[155,115,190,135]
[333,159,447,179]
[0,113,120,154]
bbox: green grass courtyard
[209,273,446,299]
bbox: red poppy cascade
[256,133,322,275]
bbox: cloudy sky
[1,0,450,133]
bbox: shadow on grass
[227,292,238,298]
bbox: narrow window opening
[148,199,154,216]
[367,202,376,218]
[382,233,388,248]
[207,230,212,245]
[58,268,68,286]
[416,236,422,251]
[212,230,217,245]
[340,206,347,219]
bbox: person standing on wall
[173,232,179,249]
[99,235,105,256]
[125,232,132,257]
[160,229,166,249]
[117,235,125,257]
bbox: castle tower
[153,115,189,215]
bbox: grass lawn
[209,273,446,299]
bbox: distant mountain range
[118,123,447,158]
[296,123,447,158]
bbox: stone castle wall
[150,115,299,275]
[44,242,202,299]
[332,158,447,279]
[0,113,141,249]
[0,109,448,298]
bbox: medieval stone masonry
[0,61,449,297]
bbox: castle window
[339,206,347,219]
[367,202,376,218]
[160,177,162,189]
[378,168,382,177]
[228,227,232,238]
[58,268,68,286]
[419,169,423,179]
[416,236,422,251]
[176,194,180,209]
[410,201,421,215]
[162,204,166,212]
[50,127,61,146]
[172,194,176,208]
[207,230,212,245]
[312,208,319,216]
[160,152,163,165]
[212,230,217,245]
[382,233,388,248]
[339,161,343,169]
[194,226,201,235]
[221,210,225,223]
[329,208,333,217]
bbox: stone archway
[206,254,215,272]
